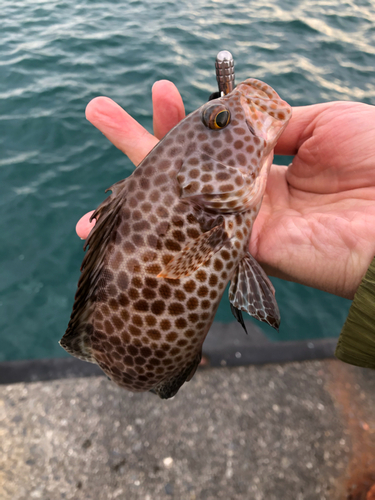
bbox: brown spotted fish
[61,79,291,399]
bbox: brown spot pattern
[61,77,291,398]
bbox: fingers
[79,81,184,240]
[274,102,335,156]
[85,96,158,167]
[152,80,185,139]
[85,81,185,166]
[79,81,185,238]
[76,211,96,240]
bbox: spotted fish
[61,78,291,399]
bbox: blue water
[2,0,375,361]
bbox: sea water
[2,0,375,361]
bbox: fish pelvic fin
[230,303,248,335]
[157,216,229,279]
[229,253,280,331]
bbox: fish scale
[61,78,292,399]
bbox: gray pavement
[1,359,375,500]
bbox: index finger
[85,96,158,167]
[85,80,185,166]
[78,81,185,240]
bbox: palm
[80,84,375,300]
[251,102,375,298]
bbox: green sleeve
[335,256,375,369]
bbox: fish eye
[201,104,231,130]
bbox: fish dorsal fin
[177,153,270,213]
[60,181,128,361]
[229,253,280,330]
[158,216,229,279]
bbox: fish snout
[237,78,292,144]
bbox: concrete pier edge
[0,318,338,384]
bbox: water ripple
[1,0,372,360]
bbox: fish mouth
[237,78,280,102]
[235,78,292,143]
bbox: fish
[60,78,291,399]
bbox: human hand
[77,81,375,300]
[251,100,375,299]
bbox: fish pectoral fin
[177,153,268,213]
[229,253,280,331]
[158,216,229,279]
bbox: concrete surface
[1,360,375,500]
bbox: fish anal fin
[151,350,203,399]
[229,253,280,331]
[158,218,229,279]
